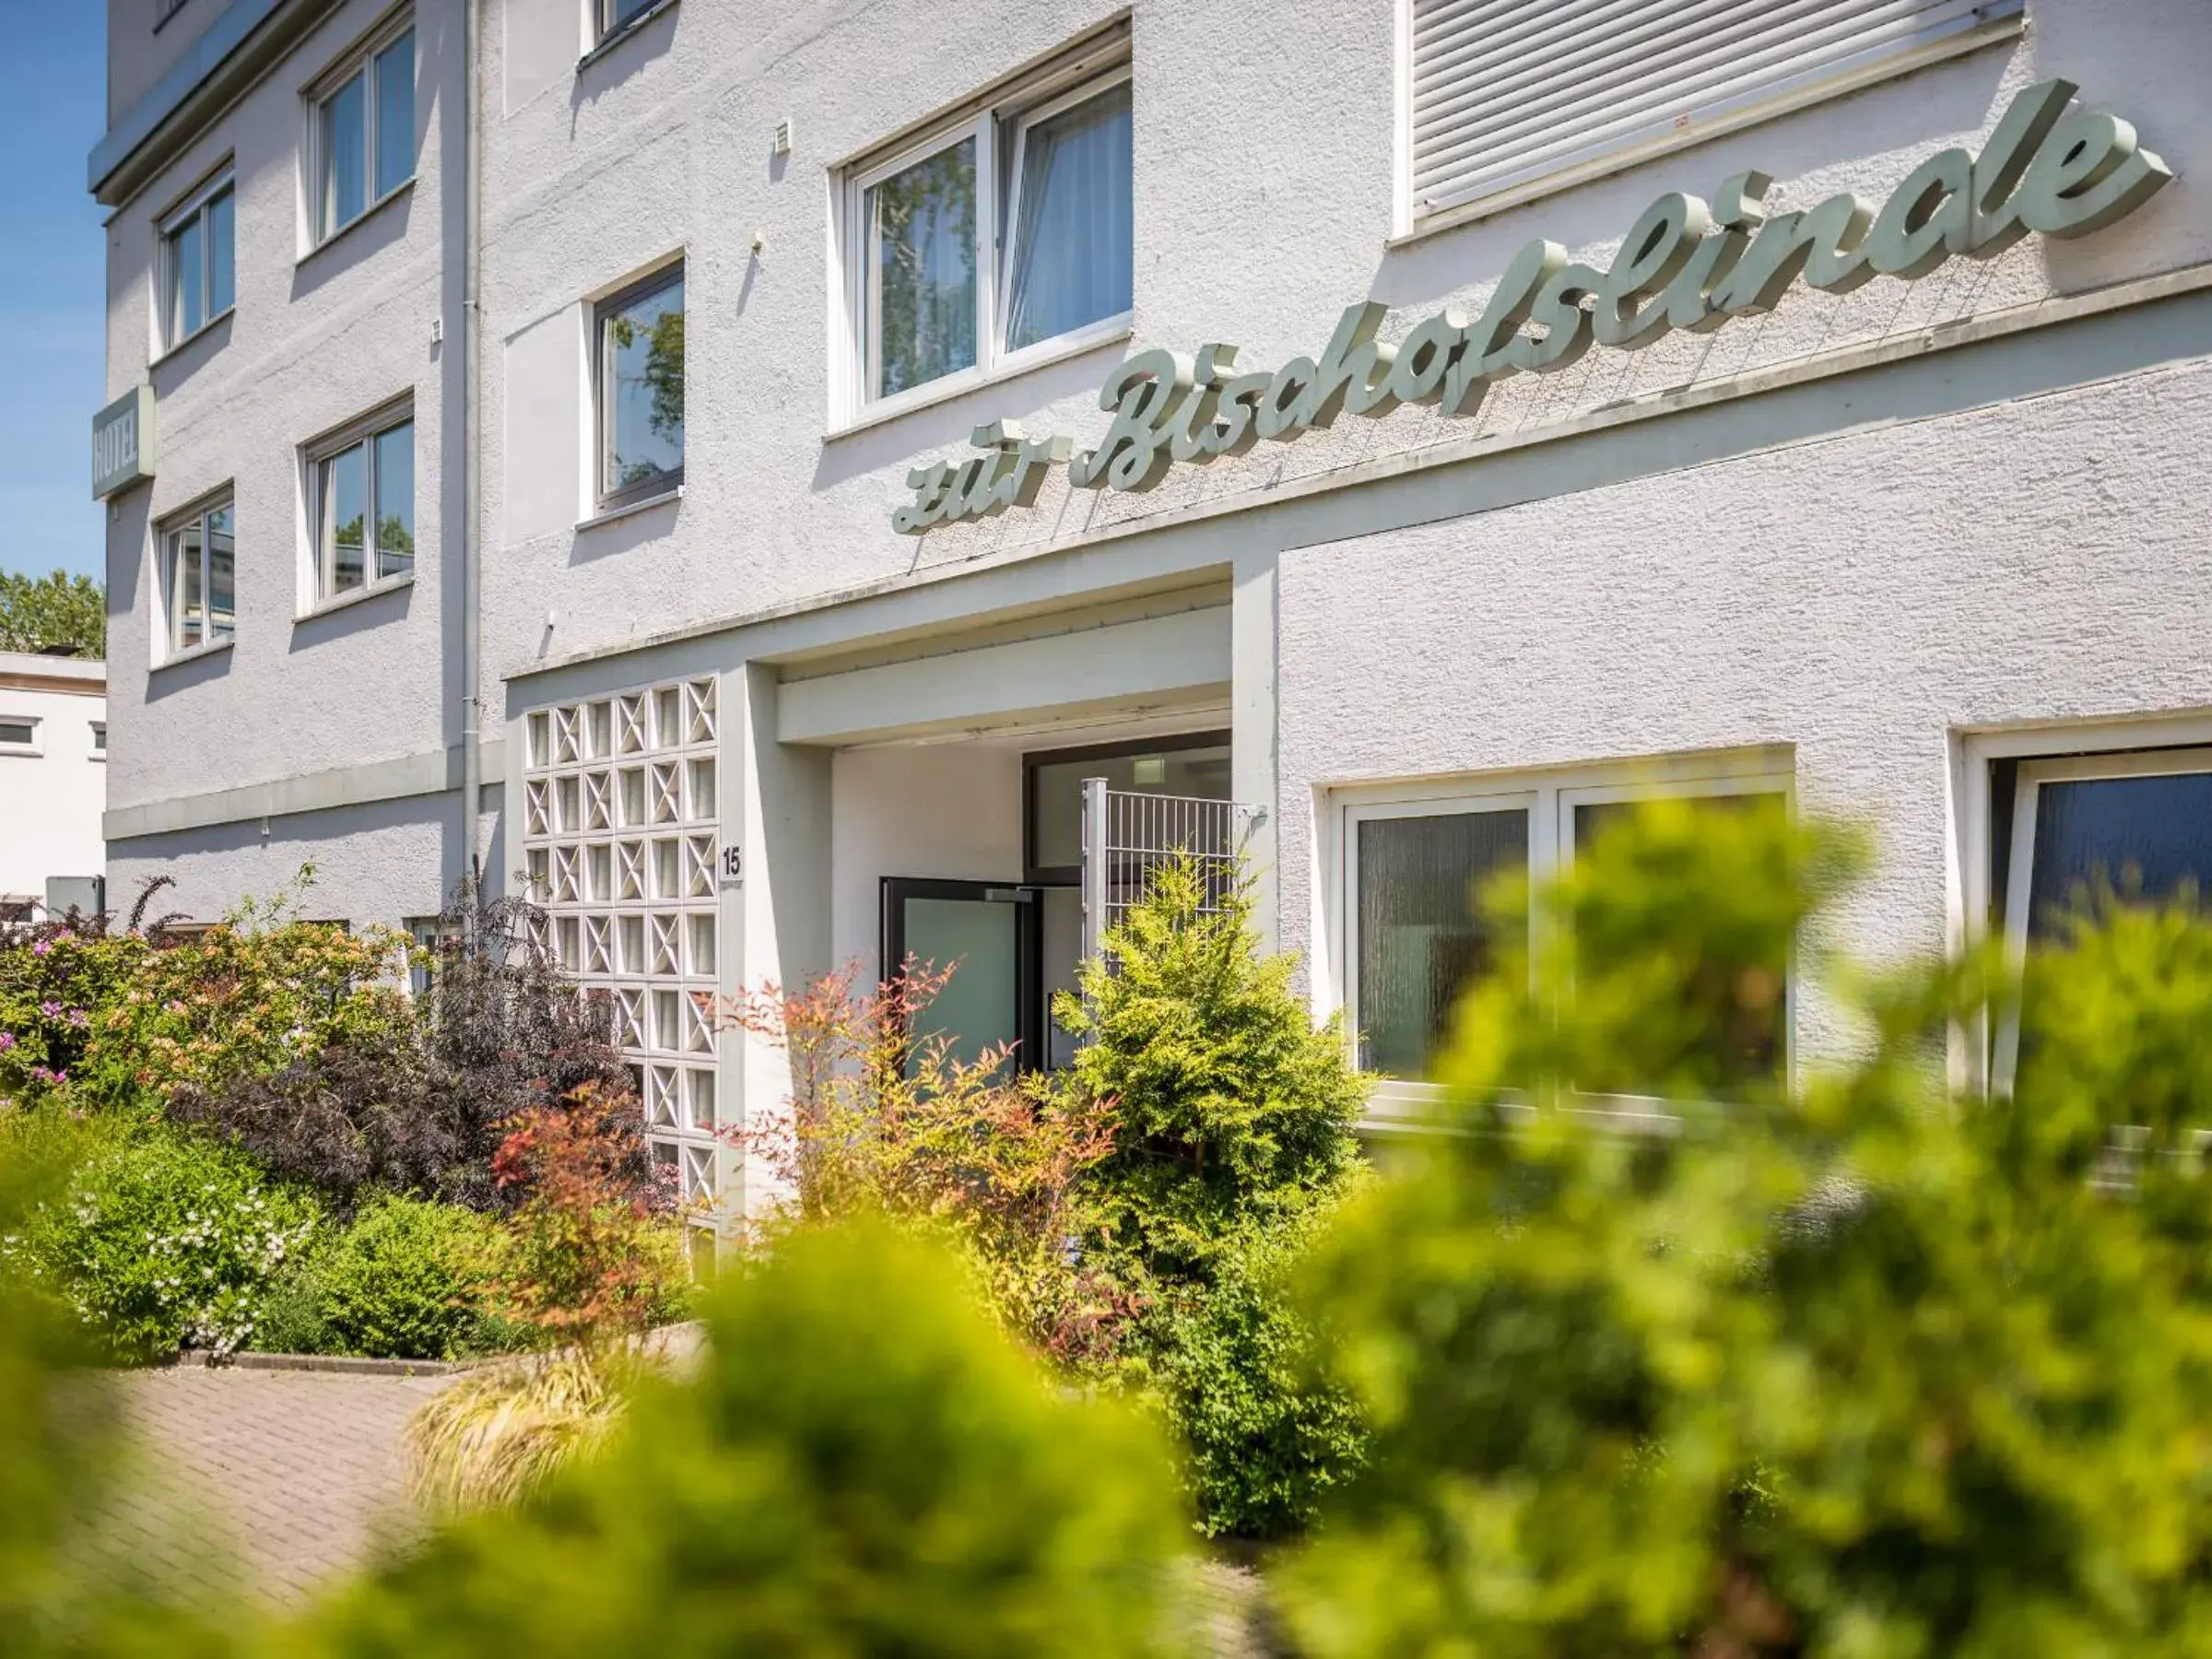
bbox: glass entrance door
[881,878,1041,1073]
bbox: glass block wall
[522,676,722,1204]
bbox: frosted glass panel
[2030,773,2212,937]
[1357,809,1528,1077]
[903,897,1018,1073]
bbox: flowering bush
[2,1112,323,1359]
[0,928,148,1101]
[84,918,417,1112]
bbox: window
[312,18,415,244]
[310,406,414,601]
[158,494,236,658]
[89,722,107,759]
[1338,758,1793,1102]
[841,40,1131,414]
[594,263,685,508]
[1992,746,2212,1088]
[1402,0,2023,230]
[595,0,663,41]
[0,718,38,754]
[159,170,233,348]
[406,916,445,998]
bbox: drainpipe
[459,0,485,903]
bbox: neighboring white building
[0,652,107,918]
[92,0,2212,1216]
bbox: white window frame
[1983,739,2212,1097]
[156,165,235,355]
[88,722,106,761]
[1951,713,2212,1097]
[304,9,417,252]
[1329,751,1795,1127]
[832,41,1132,428]
[302,397,416,611]
[1393,0,2027,241]
[155,488,237,664]
[0,715,41,757]
[592,255,687,512]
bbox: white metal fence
[1078,778,1262,962]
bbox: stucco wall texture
[101,0,2212,965]
[1275,355,2212,1055]
[477,0,2211,700]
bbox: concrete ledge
[105,735,508,842]
[775,605,1232,746]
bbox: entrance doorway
[877,729,1232,1075]
[880,877,1041,1073]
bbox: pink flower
[30,940,50,957]
[66,1009,88,1029]
[38,1002,61,1019]
[0,1031,15,1051]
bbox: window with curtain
[160,171,234,349]
[1002,76,1133,355]
[842,41,1133,413]
[311,408,414,601]
[314,18,415,245]
[159,495,236,659]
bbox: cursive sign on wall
[892,78,2171,535]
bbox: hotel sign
[893,77,2171,534]
[91,385,156,500]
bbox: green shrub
[305,1195,517,1361]
[310,1222,1195,1657]
[1146,1199,1369,1541]
[1053,859,1371,1537]
[6,1112,322,1359]
[1280,798,2212,1656]
[1060,859,1368,1283]
[0,1111,243,1658]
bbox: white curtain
[1003,81,1133,353]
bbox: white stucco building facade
[94,0,2212,1209]
[0,653,108,918]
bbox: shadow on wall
[150,314,235,399]
[808,335,1129,496]
[570,491,682,570]
[145,642,234,703]
[572,0,679,127]
[288,580,416,654]
[290,190,416,305]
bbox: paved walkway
[100,1361,456,1605]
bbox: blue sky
[1,10,107,582]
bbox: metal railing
[1078,778,1263,963]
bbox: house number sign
[891,77,2171,535]
[719,844,744,888]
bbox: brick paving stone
[96,1364,458,1606]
